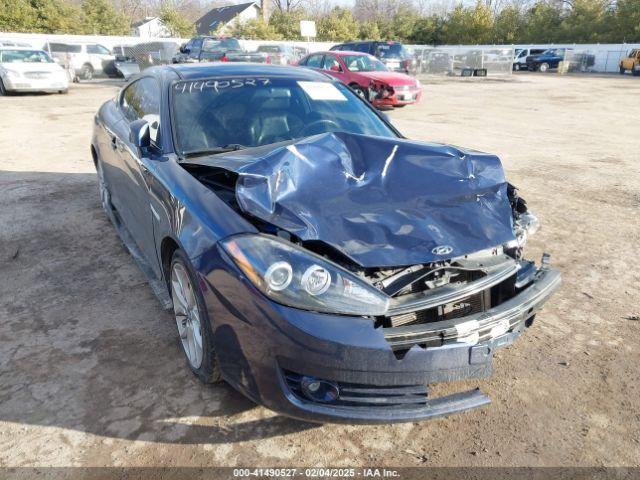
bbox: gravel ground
[0,73,639,469]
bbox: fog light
[300,376,339,403]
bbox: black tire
[170,248,222,384]
[351,84,369,101]
[633,68,640,77]
[539,62,549,73]
[59,89,68,94]
[80,63,94,81]
[0,78,7,96]
[619,66,625,74]
[513,63,520,71]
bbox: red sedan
[296,51,422,108]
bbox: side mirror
[330,65,341,72]
[129,119,151,150]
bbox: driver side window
[120,78,161,144]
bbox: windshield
[342,55,388,72]
[172,76,397,155]
[0,50,53,63]
[202,38,241,52]
[375,43,409,59]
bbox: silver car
[0,47,68,95]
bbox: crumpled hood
[189,132,516,268]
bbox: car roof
[165,63,334,81]
[0,47,44,51]
[331,50,373,57]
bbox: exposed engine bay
[182,132,553,357]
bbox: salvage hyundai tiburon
[91,64,560,423]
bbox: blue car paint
[92,63,558,423]
[187,131,517,268]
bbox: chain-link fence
[409,46,514,76]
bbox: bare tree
[272,0,305,12]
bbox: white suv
[46,42,116,80]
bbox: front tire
[170,249,222,384]
[619,66,625,74]
[0,78,7,96]
[514,63,520,71]
[539,62,549,72]
[351,85,369,101]
[80,64,94,81]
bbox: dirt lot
[1,73,639,469]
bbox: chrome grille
[24,72,51,79]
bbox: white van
[513,48,546,71]
[46,42,116,80]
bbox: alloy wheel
[171,262,204,369]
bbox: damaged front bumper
[199,248,561,424]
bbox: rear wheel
[539,62,549,73]
[619,66,626,74]
[514,63,520,71]
[0,78,7,96]
[170,249,222,384]
[80,64,94,81]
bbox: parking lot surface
[1,73,639,467]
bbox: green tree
[29,0,84,34]
[268,8,307,40]
[493,5,524,43]
[159,4,195,37]
[0,0,37,32]
[316,7,360,41]
[559,0,612,42]
[359,20,380,40]
[408,14,445,45]
[523,2,563,43]
[230,18,283,39]
[81,0,129,35]
[615,0,640,41]
[442,3,494,44]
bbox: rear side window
[353,43,370,53]
[48,43,81,53]
[87,44,111,55]
[120,77,161,142]
[305,54,324,68]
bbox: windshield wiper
[181,144,246,158]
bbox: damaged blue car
[91,63,561,423]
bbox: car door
[190,38,203,61]
[321,54,348,83]
[110,77,161,271]
[87,44,112,74]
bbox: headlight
[514,211,540,247]
[220,234,389,316]
[3,69,20,79]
